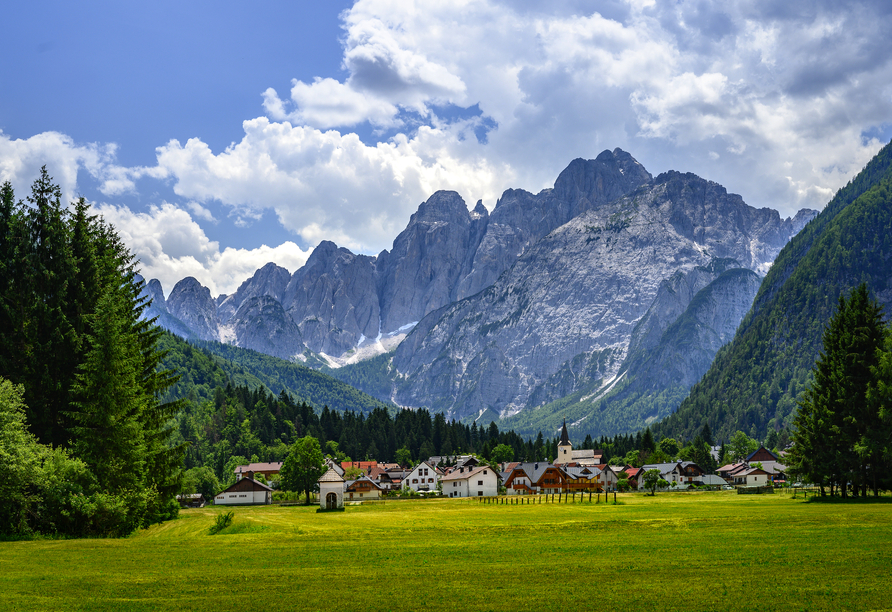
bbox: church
[554,421,606,467]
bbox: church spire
[559,420,570,446]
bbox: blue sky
[3,0,892,296]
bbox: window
[412,478,418,483]
[428,478,434,483]
[478,480,483,485]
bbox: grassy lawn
[2,491,891,611]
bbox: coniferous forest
[0,170,182,537]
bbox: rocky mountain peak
[407,190,472,226]
[166,277,220,341]
[218,262,292,324]
[553,148,653,211]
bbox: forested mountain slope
[157,332,391,415]
[654,139,892,443]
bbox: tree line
[0,170,182,537]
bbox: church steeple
[557,420,572,464]
[559,420,571,445]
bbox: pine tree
[789,284,886,496]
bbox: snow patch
[581,372,626,403]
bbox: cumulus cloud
[144,117,509,253]
[94,202,312,297]
[4,0,892,282]
[0,130,116,203]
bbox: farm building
[215,473,273,505]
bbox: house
[441,465,500,497]
[234,461,283,481]
[215,472,273,505]
[619,465,642,487]
[503,462,570,495]
[564,465,617,492]
[717,462,750,480]
[378,470,407,491]
[733,467,770,487]
[404,461,438,492]
[638,463,688,490]
[318,467,345,510]
[745,446,787,481]
[346,476,385,500]
[678,462,705,483]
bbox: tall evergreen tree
[789,284,886,496]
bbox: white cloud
[4,0,892,287]
[263,78,399,129]
[145,117,509,254]
[94,202,312,297]
[0,130,114,204]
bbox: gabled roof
[504,462,567,485]
[746,445,779,462]
[346,476,384,491]
[318,467,345,483]
[220,477,273,494]
[717,462,749,474]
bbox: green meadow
[2,492,890,612]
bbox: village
[206,423,788,509]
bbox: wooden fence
[478,491,619,504]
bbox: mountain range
[142,149,816,438]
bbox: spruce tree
[789,284,886,496]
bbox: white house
[404,461,438,492]
[637,463,685,490]
[733,467,770,487]
[441,465,499,497]
[215,473,273,505]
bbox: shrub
[209,511,234,535]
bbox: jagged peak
[170,276,206,291]
[554,149,652,203]
[472,199,488,218]
[408,190,470,226]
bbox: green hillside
[654,139,892,443]
[158,333,391,415]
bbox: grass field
[2,491,891,611]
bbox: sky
[3,0,892,297]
